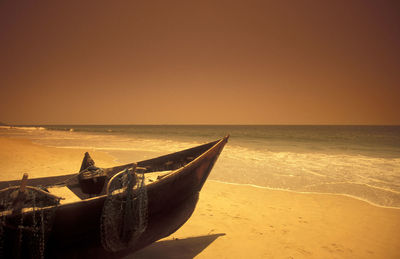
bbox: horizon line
[2,122,400,126]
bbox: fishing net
[100,167,148,252]
[0,187,60,259]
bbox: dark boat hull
[1,136,228,258]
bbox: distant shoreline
[3,123,400,126]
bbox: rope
[100,167,148,252]
[0,187,59,258]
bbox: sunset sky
[1,0,399,125]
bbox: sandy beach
[1,136,400,258]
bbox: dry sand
[1,137,400,258]
[0,137,116,181]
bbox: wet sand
[1,137,400,258]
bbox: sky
[0,0,399,125]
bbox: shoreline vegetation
[1,136,400,258]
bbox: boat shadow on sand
[121,233,226,259]
[58,233,226,259]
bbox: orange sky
[0,0,399,125]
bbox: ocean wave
[3,126,47,131]
[45,127,75,132]
[211,146,400,207]
[209,180,400,209]
[49,145,168,152]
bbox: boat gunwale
[66,135,228,204]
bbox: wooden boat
[0,136,229,258]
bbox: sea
[1,125,400,208]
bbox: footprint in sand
[297,247,312,256]
[268,225,276,233]
[322,243,346,253]
[331,243,344,253]
[297,217,308,224]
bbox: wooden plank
[47,186,81,204]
